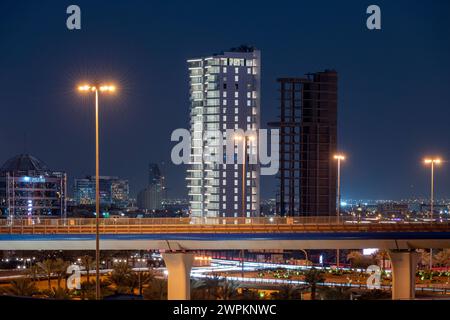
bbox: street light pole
[235,134,255,278]
[94,87,100,300]
[78,83,116,300]
[430,161,434,221]
[242,136,247,220]
[333,154,345,269]
[336,158,342,223]
[241,137,246,278]
[424,157,442,271]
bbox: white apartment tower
[187,46,261,218]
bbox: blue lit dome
[0,154,49,173]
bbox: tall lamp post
[333,154,345,269]
[424,157,441,271]
[78,83,116,300]
[234,134,255,277]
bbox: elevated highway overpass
[1,217,450,300]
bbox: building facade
[187,46,261,217]
[74,176,129,207]
[272,71,338,216]
[0,154,67,218]
[137,163,165,211]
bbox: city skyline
[1,1,450,200]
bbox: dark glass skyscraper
[272,70,337,216]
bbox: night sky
[1,1,450,200]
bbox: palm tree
[238,288,260,300]
[374,249,389,271]
[203,276,221,299]
[79,279,112,300]
[303,268,325,300]
[434,249,450,267]
[37,259,57,290]
[2,278,39,297]
[190,279,207,300]
[80,255,95,284]
[346,251,375,269]
[26,264,42,282]
[43,287,73,300]
[108,262,134,294]
[143,278,167,300]
[417,249,433,269]
[318,286,351,300]
[54,258,70,289]
[136,270,156,296]
[271,284,302,300]
[216,280,240,300]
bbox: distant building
[74,176,129,207]
[0,154,67,218]
[137,163,165,211]
[377,203,409,217]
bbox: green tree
[80,255,95,284]
[271,284,302,300]
[43,287,73,300]
[346,251,375,269]
[26,264,42,282]
[434,249,450,267]
[303,268,325,300]
[108,262,134,294]
[318,286,351,300]
[135,270,156,296]
[37,259,57,290]
[54,258,70,289]
[2,278,39,297]
[143,278,167,300]
[79,279,112,300]
[216,280,240,300]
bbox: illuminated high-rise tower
[187,46,261,218]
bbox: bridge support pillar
[388,250,419,300]
[162,252,194,300]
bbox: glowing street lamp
[423,158,441,221]
[333,154,346,223]
[77,83,116,300]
